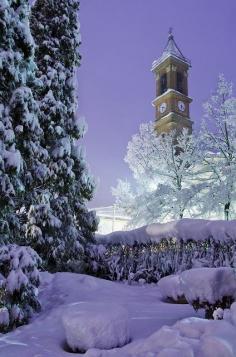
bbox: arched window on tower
[160,73,167,94]
[176,72,183,94]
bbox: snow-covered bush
[158,274,186,303]
[180,267,236,318]
[0,244,41,332]
[213,307,224,320]
[62,303,130,352]
[85,244,108,277]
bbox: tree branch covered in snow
[0,244,41,332]
[200,74,236,220]
[113,124,203,226]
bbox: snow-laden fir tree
[28,0,97,270]
[0,0,25,242]
[0,0,42,331]
[113,123,203,226]
[0,0,49,243]
[200,75,236,220]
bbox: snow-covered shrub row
[89,238,236,283]
[90,220,236,283]
[97,219,236,246]
[0,244,41,332]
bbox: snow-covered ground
[0,272,202,357]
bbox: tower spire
[168,27,173,39]
[152,28,190,70]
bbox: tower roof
[152,29,191,71]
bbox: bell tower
[151,29,193,135]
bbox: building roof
[92,205,130,220]
[152,28,191,71]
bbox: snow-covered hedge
[0,244,41,332]
[97,219,236,246]
[90,219,236,282]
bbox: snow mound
[158,274,186,303]
[174,317,236,357]
[224,302,236,327]
[97,219,236,246]
[62,302,130,352]
[87,317,236,357]
[180,267,236,304]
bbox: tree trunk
[224,202,230,221]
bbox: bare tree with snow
[113,123,202,226]
[200,74,236,220]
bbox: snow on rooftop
[92,206,130,220]
[152,30,191,71]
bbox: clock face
[159,102,167,114]
[178,101,185,112]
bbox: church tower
[151,29,193,135]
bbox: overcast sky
[78,0,236,208]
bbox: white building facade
[92,206,131,234]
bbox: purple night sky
[78,0,236,208]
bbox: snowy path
[0,272,202,357]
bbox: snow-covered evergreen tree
[113,123,202,226]
[0,0,25,242]
[0,0,48,243]
[0,102,22,243]
[0,1,42,330]
[28,0,97,270]
[200,75,236,220]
